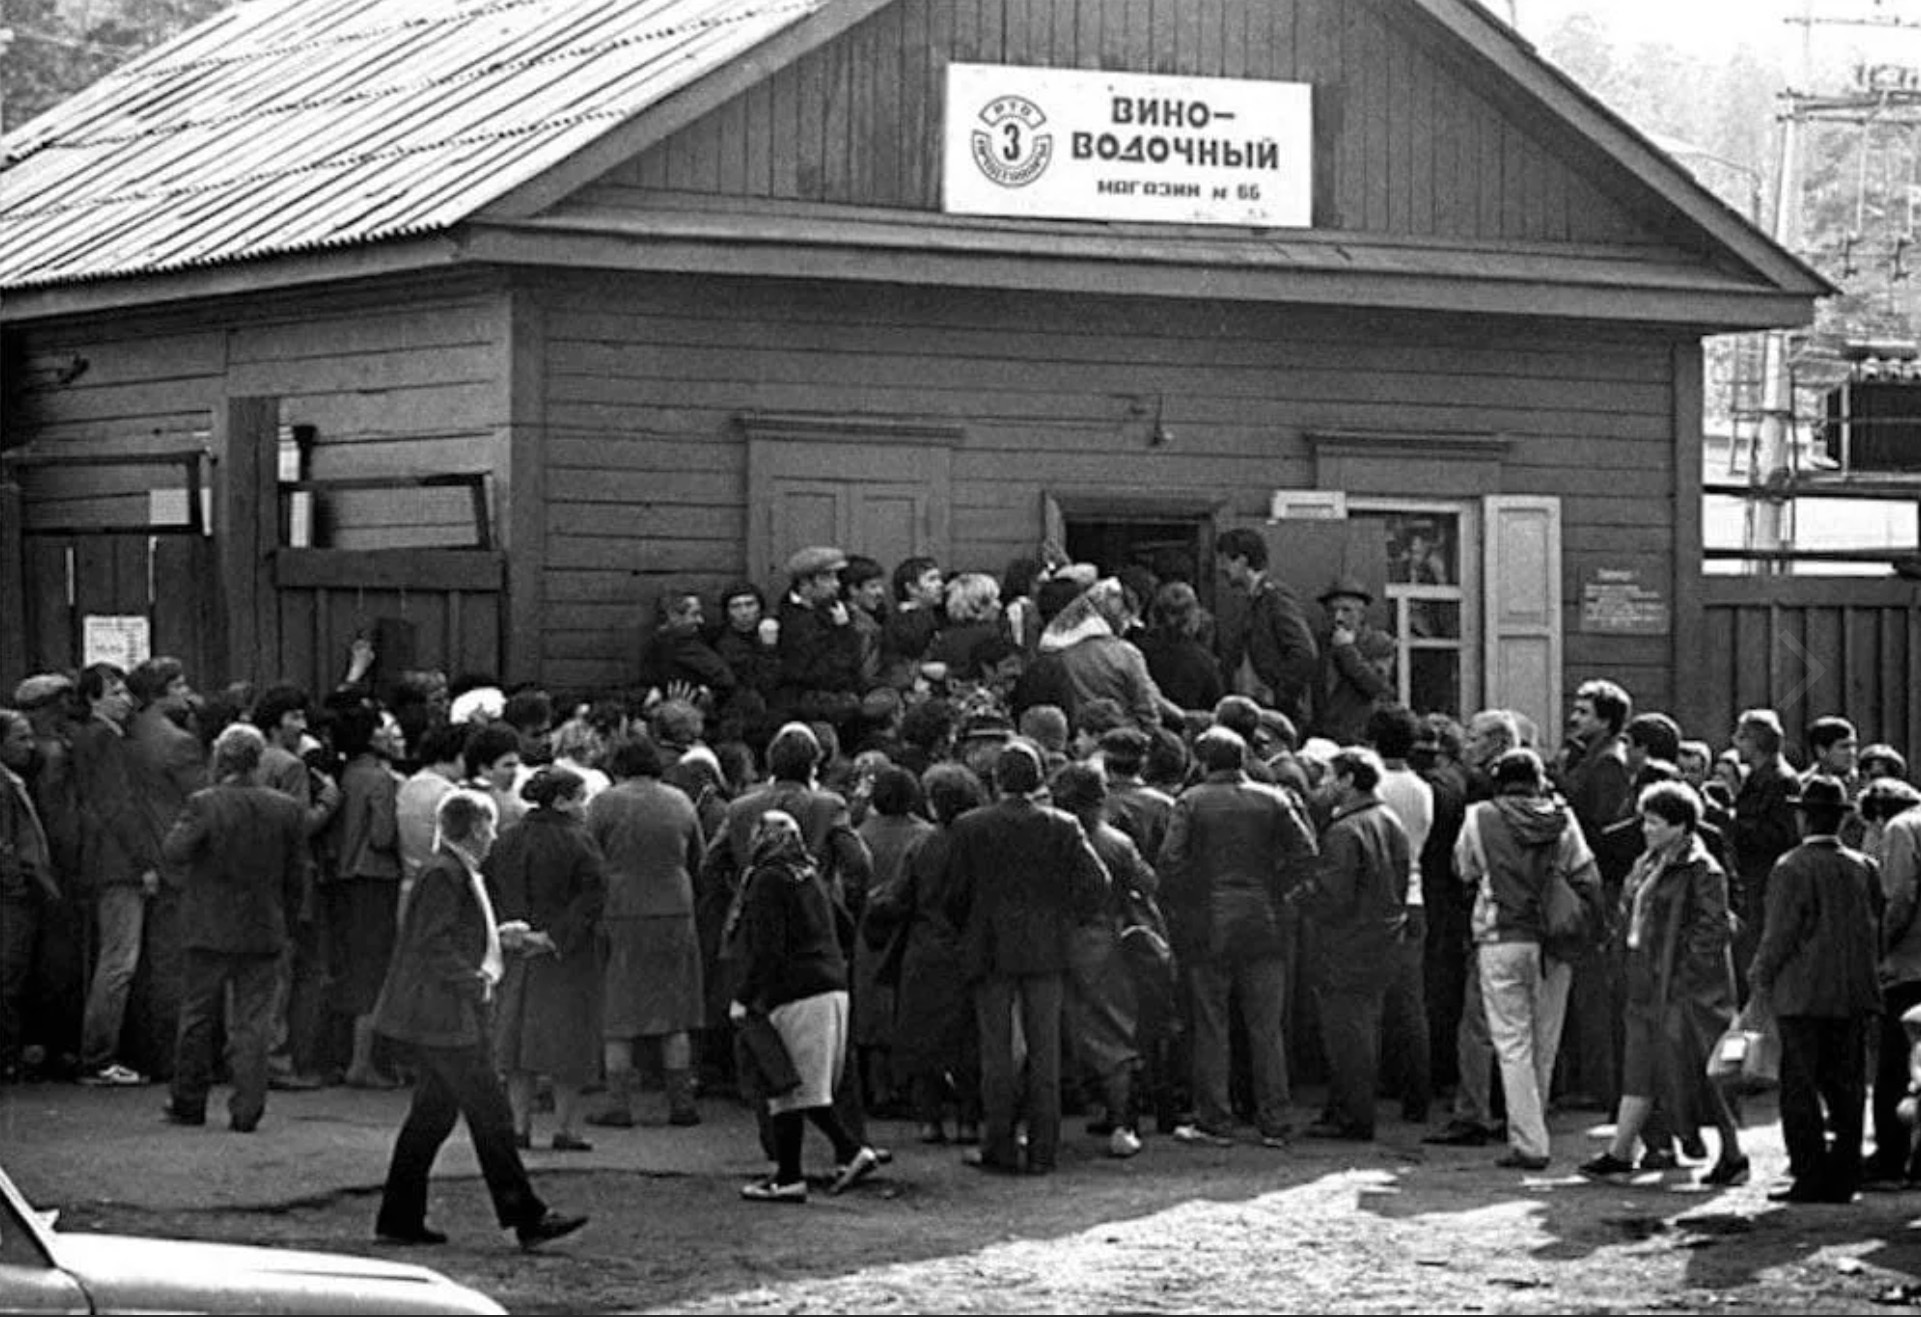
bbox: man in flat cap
[1311,577,1396,745]
[775,546,863,734]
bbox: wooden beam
[1703,480,1921,503]
[0,482,26,694]
[215,396,280,688]
[272,549,505,593]
[502,285,547,686]
[1671,342,1708,735]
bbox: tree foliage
[2,0,226,134]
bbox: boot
[586,1068,635,1128]
[666,1068,701,1127]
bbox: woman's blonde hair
[944,572,1002,623]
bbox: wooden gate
[1697,576,1921,759]
[0,451,220,691]
[269,548,504,697]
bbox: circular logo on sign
[970,95,1053,189]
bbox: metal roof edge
[0,235,464,323]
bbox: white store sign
[943,63,1313,228]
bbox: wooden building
[0,0,1828,738]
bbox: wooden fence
[1697,576,1921,759]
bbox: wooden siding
[6,277,506,552]
[536,268,1678,704]
[575,0,1677,252]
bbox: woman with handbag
[1578,782,1748,1186]
[730,809,882,1203]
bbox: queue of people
[1,541,1916,1246]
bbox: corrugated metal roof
[0,0,832,290]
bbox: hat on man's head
[1318,576,1374,608]
[1052,562,1099,590]
[1798,775,1851,813]
[12,673,73,710]
[957,709,1014,742]
[786,546,848,580]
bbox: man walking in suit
[946,739,1109,1174]
[1752,776,1884,1204]
[160,724,304,1132]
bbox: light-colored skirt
[767,990,850,1115]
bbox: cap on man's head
[12,673,73,710]
[1798,775,1850,813]
[786,546,848,580]
[1318,576,1374,608]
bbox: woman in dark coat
[866,763,985,1145]
[730,809,881,1203]
[586,733,706,1128]
[1136,582,1223,713]
[488,767,607,1152]
[851,767,935,1114]
[1579,781,1747,1186]
[371,789,586,1249]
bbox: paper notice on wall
[82,615,151,669]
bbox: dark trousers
[378,1040,545,1234]
[975,972,1064,1171]
[1872,981,1921,1178]
[1381,909,1431,1120]
[1191,955,1290,1136]
[129,889,184,1081]
[1321,978,1389,1135]
[1555,944,1618,1109]
[171,949,277,1127]
[0,894,41,1072]
[273,916,329,1075]
[1778,1013,1869,1194]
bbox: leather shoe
[1423,1121,1495,1147]
[1768,1182,1855,1205]
[962,1149,1024,1175]
[160,1102,205,1127]
[376,1223,448,1246]
[516,1210,589,1249]
[1301,1120,1373,1142]
[1638,1149,1680,1172]
[1700,1155,1751,1188]
[1495,1151,1551,1171]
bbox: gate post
[0,478,25,692]
[215,397,281,687]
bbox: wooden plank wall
[583,0,1669,250]
[536,268,1678,706]
[7,274,506,555]
[1697,577,1921,766]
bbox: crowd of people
[0,532,1912,1235]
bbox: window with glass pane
[1350,508,1470,718]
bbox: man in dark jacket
[1309,578,1396,746]
[1213,528,1318,728]
[160,724,304,1132]
[1300,748,1410,1141]
[1455,748,1601,1171]
[775,546,864,732]
[946,740,1109,1174]
[1752,776,1884,1205]
[0,707,59,1084]
[372,789,587,1250]
[73,662,161,1087]
[1731,708,1802,992]
[1159,726,1318,1147]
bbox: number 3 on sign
[1237,183,1261,201]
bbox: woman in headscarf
[730,809,881,1203]
[487,767,607,1152]
[1578,781,1746,1187]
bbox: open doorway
[1062,514,1215,610]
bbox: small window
[1348,503,1479,718]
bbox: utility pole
[1748,97,1803,575]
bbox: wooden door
[748,437,951,592]
[1482,495,1563,738]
